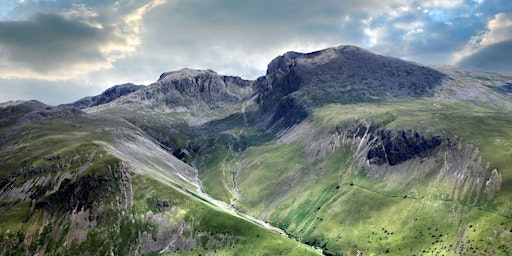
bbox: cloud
[454,12,512,71]
[0,1,165,80]
[1,0,512,104]
[125,0,388,79]
[421,0,465,9]
[457,40,512,73]
[359,1,495,64]
[0,12,113,79]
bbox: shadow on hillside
[191,108,275,152]
[489,83,512,98]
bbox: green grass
[99,96,512,254]
[4,94,512,254]
[199,146,236,203]
[0,111,319,255]
[131,175,320,255]
[209,98,512,254]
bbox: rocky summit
[2,45,512,255]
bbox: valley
[2,45,512,255]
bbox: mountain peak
[258,45,448,129]
[158,68,218,81]
[266,45,374,75]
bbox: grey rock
[256,45,447,130]
[114,68,254,112]
[367,130,444,166]
[63,83,144,109]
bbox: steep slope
[192,46,512,255]
[87,68,258,163]
[63,83,144,109]
[80,46,512,255]
[255,45,512,130]
[92,69,254,124]
[0,103,319,255]
[3,44,512,255]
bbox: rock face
[367,130,445,166]
[64,83,144,109]
[256,45,447,129]
[113,69,254,112]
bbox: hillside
[0,100,317,255]
[2,45,512,255]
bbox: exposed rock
[367,130,444,166]
[114,69,254,112]
[256,45,448,131]
[63,83,144,109]
[44,155,61,161]
[0,100,48,110]
[0,100,50,128]
[269,96,308,130]
[485,168,502,200]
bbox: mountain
[63,83,144,109]
[111,68,253,115]
[2,45,512,255]
[0,98,313,255]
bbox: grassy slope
[0,113,319,255]
[0,114,128,255]
[78,83,512,254]
[197,99,512,255]
[133,174,319,256]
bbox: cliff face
[255,45,448,130]
[367,129,444,166]
[114,69,254,112]
[64,83,144,109]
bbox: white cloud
[482,13,512,45]
[421,0,465,9]
[0,0,166,80]
[453,13,512,63]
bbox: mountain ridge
[62,83,144,109]
[60,45,512,115]
[2,45,512,255]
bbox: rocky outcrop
[63,83,144,109]
[255,45,447,131]
[0,100,50,129]
[268,96,309,130]
[367,130,444,166]
[0,100,47,111]
[115,69,254,112]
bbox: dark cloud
[0,0,166,80]
[0,12,109,73]
[456,40,512,73]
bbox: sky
[0,0,511,105]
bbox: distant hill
[62,83,144,109]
